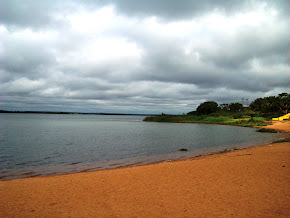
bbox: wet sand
[0,122,289,217]
[260,120,290,133]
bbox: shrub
[256,128,277,133]
[196,101,219,115]
[272,138,290,143]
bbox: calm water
[0,113,281,180]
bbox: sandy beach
[260,120,290,133]
[0,122,289,217]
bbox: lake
[0,113,281,180]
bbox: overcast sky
[0,0,288,114]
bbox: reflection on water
[0,113,282,180]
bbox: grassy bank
[143,114,271,127]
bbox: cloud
[0,0,288,113]
[0,0,60,28]
[110,0,288,20]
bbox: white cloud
[69,6,116,34]
[2,78,45,94]
[0,0,288,113]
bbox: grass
[256,128,277,133]
[143,114,270,127]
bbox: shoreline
[0,124,283,181]
[0,121,289,217]
[143,114,272,127]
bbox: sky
[0,0,289,114]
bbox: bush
[187,111,197,115]
[256,128,277,133]
[229,103,244,112]
[196,101,219,115]
[233,114,243,119]
[272,138,290,143]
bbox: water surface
[0,113,281,180]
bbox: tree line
[188,93,290,115]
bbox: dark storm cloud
[0,0,288,113]
[200,26,288,69]
[0,0,58,28]
[0,41,55,77]
[0,0,287,26]
[111,0,288,19]
[125,27,288,92]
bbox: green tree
[229,103,244,112]
[220,104,230,111]
[196,101,219,115]
[278,93,290,114]
[250,98,269,113]
[250,93,289,114]
[187,110,197,115]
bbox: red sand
[260,121,290,133]
[0,122,289,217]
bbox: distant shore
[0,121,289,217]
[0,110,152,116]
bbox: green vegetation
[272,138,290,143]
[256,128,277,133]
[143,114,269,127]
[196,101,219,115]
[250,93,289,115]
[144,93,289,127]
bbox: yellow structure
[272,113,290,121]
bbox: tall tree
[250,93,289,114]
[220,104,230,111]
[229,103,243,112]
[196,101,219,115]
[278,93,290,114]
